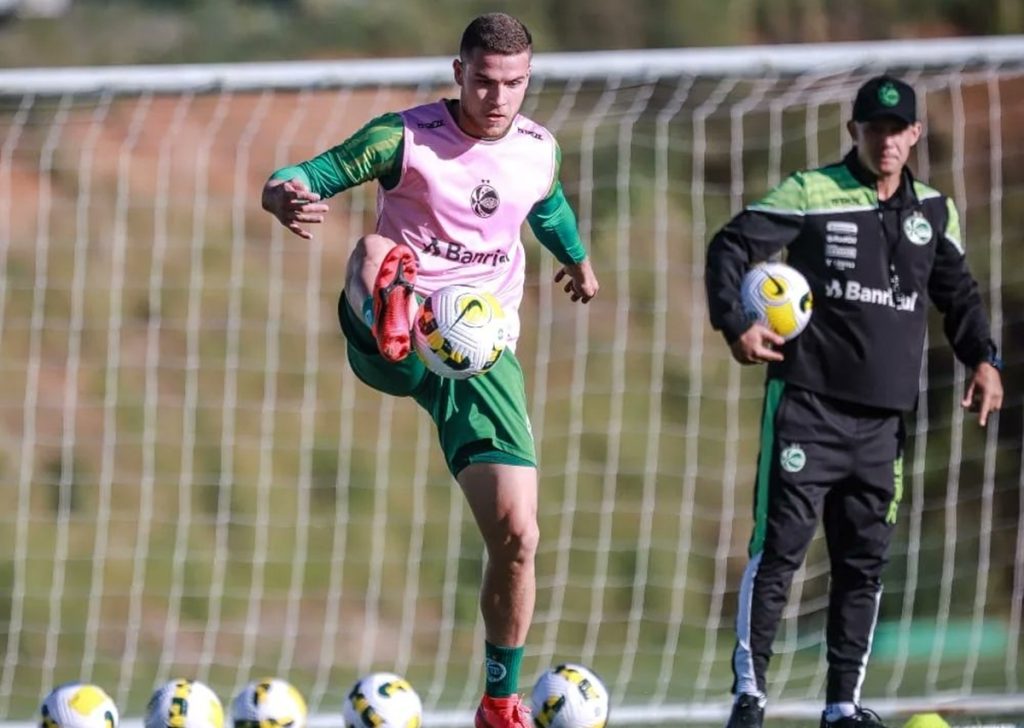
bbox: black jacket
[706,149,995,412]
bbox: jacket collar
[843,148,918,205]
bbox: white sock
[824,703,857,722]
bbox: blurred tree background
[0,0,1022,67]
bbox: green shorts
[338,291,536,477]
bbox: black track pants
[731,380,904,704]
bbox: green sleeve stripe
[746,203,878,217]
[745,204,805,216]
[268,112,404,198]
[913,180,943,201]
[944,196,964,253]
[749,173,806,213]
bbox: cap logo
[878,82,900,108]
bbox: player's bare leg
[344,233,394,312]
[344,234,418,362]
[459,462,537,728]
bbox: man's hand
[962,362,1003,426]
[261,178,330,240]
[729,324,785,365]
[554,259,599,303]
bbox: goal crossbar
[0,36,1021,94]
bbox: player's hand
[554,259,599,303]
[963,362,1003,427]
[261,178,329,240]
[729,324,785,365]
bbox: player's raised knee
[356,233,400,266]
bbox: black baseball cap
[853,75,916,124]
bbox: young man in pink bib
[261,13,598,728]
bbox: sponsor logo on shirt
[516,126,543,140]
[824,220,858,270]
[471,182,500,218]
[416,119,444,129]
[826,221,858,235]
[423,237,510,267]
[824,278,918,311]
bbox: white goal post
[0,36,1022,726]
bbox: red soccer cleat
[474,695,532,728]
[371,244,417,362]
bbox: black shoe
[819,707,887,728]
[726,693,764,728]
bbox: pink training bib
[375,100,558,347]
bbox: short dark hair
[459,13,532,59]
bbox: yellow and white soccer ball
[342,672,422,728]
[40,683,119,728]
[529,663,609,728]
[740,261,814,341]
[412,284,508,379]
[230,678,307,728]
[145,679,224,728]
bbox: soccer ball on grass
[40,683,119,728]
[529,663,609,728]
[145,679,224,728]
[740,261,813,341]
[230,678,306,728]
[342,672,422,728]
[412,284,508,379]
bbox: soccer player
[260,13,598,728]
[705,75,1003,728]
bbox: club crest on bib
[471,182,500,218]
[903,211,932,246]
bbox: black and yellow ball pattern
[530,663,609,728]
[342,673,422,728]
[740,262,814,341]
[413,285,508,380]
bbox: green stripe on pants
[750,378,785,557]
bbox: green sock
[484,641,524,698]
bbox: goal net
[0,37,1022,725]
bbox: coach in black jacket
[705,76,1003,728]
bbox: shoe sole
[371,245,417,362]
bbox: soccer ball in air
[40,683,119,728]
[529,663,609,728]
[412,284,508,379]
[230,678,307,728]
[740,261,813,341]
[145,679,224,728]
[342,672,422,728]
